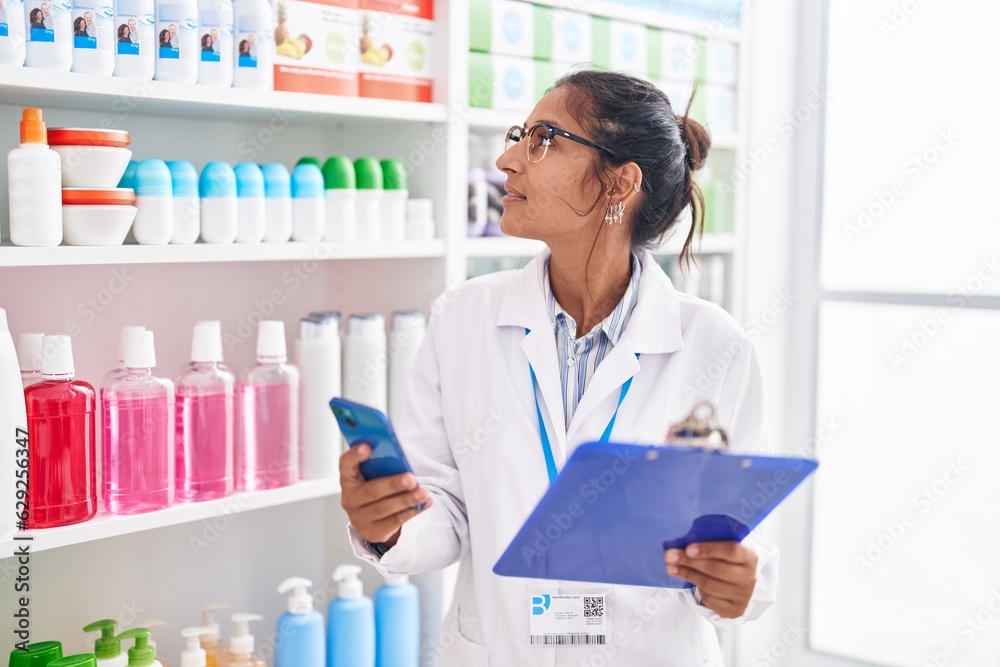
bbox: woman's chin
[499,216,539,241]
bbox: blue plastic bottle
[327,565,374,667]
[374,577,419,667]
[275,577,325,667]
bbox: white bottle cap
[180,627,212,667]
[124,329,156,369]
[198,603,229,636]
[191,321,223,363]
[406,199,433,222]
[347,314,385,337]
[228,613,262,655]
[117,326,147,368]
[333,564,364,600]
[41,335,75,379]
[391,311,426,333]
[299,316,339,340]
[384,576,409,587]
[256,320,287,363]
[16,332,44,372]
[277,577,314,614]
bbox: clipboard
[493,404,818,589]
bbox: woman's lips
[503,184,526,203]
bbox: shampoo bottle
[322,156,356,244]
[261,163,291,242]
[198,603,230,667]
[0,0,26,66]
[176,321,234,502]
[168,160,200,244]
[16,331,44,388]
[290,163,324,242]
[8,108,62,247]
[297,313,340,479]
[0,309,26,541]
[196,0,233,86]
[275,578,325,667]
[233,162,264,243]
[327,565,374,667]
[24,0,72,70]
[220,614,264,667]
[116,629,162,667]
[231,0,272,89]
[83,620,128,667]
[343,314,386,413]
[112,0,154,79]
[102,328,175,514]
[374,577,419,667]
[353,158,382,243]
[24,335,97,528]
[199,161,238,244]
[239,320,299,490]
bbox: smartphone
[329,397,426,510]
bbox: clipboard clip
[666,401,729,451]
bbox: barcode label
[530,634,607,645]
[584,596,605,618]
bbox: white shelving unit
[463,232,735,258]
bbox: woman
[29,8,44,30]
[117,23,130,43]
[73,16,87,37]
[158,28,170,47]
[201,33,212,52]
[340,69,777,666]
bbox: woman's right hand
[339,443,433,548]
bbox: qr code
[583,596,605,618]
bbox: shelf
[0,239,446,267]
[0,65,448,124]
[4,478,340,554]
[463,233,734,258]
[530,0,742,42]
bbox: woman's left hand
[665,541,758,619]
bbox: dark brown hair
[552,69,711,269]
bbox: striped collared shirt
[542,252,642,429]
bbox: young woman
[341,69,777,666]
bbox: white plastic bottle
[297,313,341,479]
[291,163,324,242]
[0,308,26,542]
[196,0,231,86]
[70,0,113,75]
[379,159,407,243]
[24,0,72,70]
[343,313,386,413]
[231,0,271,89]
[168,160,200,243]
[153,0,197,83]
[199,161,238,244]
[16,332,44,388]
[388,311,425,423]
[233,162,264,243]
[180,626,214,667]
[8,108,62,248]
[405,199,434,241]
[261,163,291,242]
[322,156,356,244]
[0,0,26,66]
[112,0,154,79]
[132,158,174,245]
[353,158,382,244]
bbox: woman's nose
[496,141,521,174]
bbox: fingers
[357,495,435,545]
[666,563,744,599]
[339,443,372,487]
[698,592,746,619]
[682,541,756,565]
[353,486,432,524]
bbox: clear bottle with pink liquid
[176,321,235,502]
[102,328,175,514]
[239,320,299,491]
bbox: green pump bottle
[83,620,127,667]
[116,629,163,667]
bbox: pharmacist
[341,69,777,666]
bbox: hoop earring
[605,200,625,225]
[633,182,640,192]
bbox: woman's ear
[608,161,644,207]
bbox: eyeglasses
[504,122,617,164]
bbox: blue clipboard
[493,441,818,588]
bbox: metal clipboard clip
[666,401,729,451]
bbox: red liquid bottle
[24,335,97,528]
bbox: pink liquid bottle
[24,335,97,528]
[102,328,175,514]
[239,320,300,491]
[176,321,235,502]
[102,325,147,393]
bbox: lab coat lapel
[566,334,640,443]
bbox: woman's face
[495,87,608,245]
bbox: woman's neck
[548,243,633,338]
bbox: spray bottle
[83,620,127,667]
[116,629,162,667]
[276,578,324,667]
[219,614,264,667]
[327,565,374,667]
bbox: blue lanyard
[526,328,638,483]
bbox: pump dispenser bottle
[219,614,264,667]
[8,108,62,247]
[275,578,324,667]
[180,627,213,667]
[327,565,374,667]
[83,620,128,667]
[198,603,230,667]
[116,629,163,667]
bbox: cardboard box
[273,0,359,97]
[534,5,592,66]
[469,51,553,111]
[358,0,434,102]
[705,38,738,85]
[469,0,534,59]
[659,29,701,82]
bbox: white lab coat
[349,249,778,666]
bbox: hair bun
[679,115,711,172]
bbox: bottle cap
[116,628,155,667]
[118,160,139,189]
[167,160,199,198]
[296,156,322,169]
[19,108,47,144]
[47,656,97,667]
[406,198,433,222]
[391,311,425,333]
[7,641,63,667]
[333,564,364,600]
[384,576,410,586]
[16,332,44,373]
[322,156,355,190]
[348,313,385,337]
[299,315,339,340]
[180,627,213,667]
[307,311,342,324]
[133,159,172,197]
[61,188,137,206]
[124,329,156,370]
[41,335,75,379]
[83,620,122,660]
[234,163,264,198]
[116,326,146,368]
[277,577,315,614]
[228,613,262,655]
[198,603,229,637]
[199,162,237,199]
[261,163,291,199]
[256,320,287,363]
[380,159,407,191]
[191,321,223,363]
[354,158,383,190]
[291,163,324,199]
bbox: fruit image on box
[273,0,357,96]
[358,0,433,102]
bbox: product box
[358,0,434,102]
[469,51,554,111]
[703,82,737,134]
[705,38,738,85]
[659,29,700,83]
[658,77,698,116]
[592,17,649,77]
[533,5,592,66]
[273,0,359,97]
[469,0,534,59]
